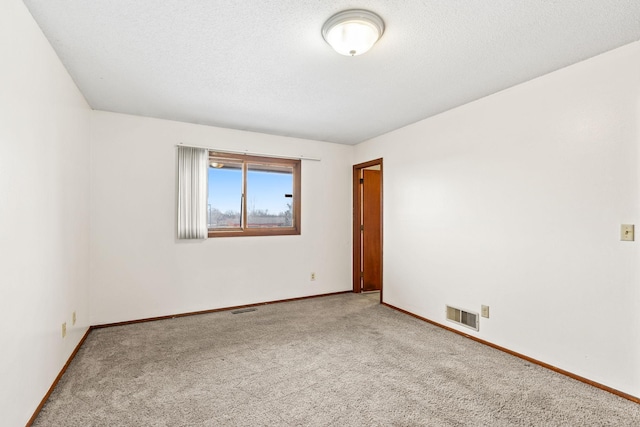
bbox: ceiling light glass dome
[322,10,385,56]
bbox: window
[207,152,301,237]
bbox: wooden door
[361,169,381,291]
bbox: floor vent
[231,308,257,314]
[446,306,479,331]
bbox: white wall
[355,41,640,397]
[0,1,91,425]
[4,1,637,421]
[89,112,353,325]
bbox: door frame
[352,158,383,301]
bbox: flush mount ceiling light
[322,9,385,56]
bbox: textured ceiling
[23,1,640,145]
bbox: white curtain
[177,146,208,239]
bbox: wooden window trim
[207,152,301,238]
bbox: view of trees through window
[207,160,242,228]
[207,156,295,230]
[246,164,293,228]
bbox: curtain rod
[176,143,321,162]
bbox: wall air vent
[446,305,479,331]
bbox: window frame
[207,151,301,238]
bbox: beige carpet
[34,293,640,426]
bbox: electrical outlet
[310,272,316,281]
[481,305,490,318]
[72,311,76,326]
[621,224,634,241]
[61,322,67,338]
